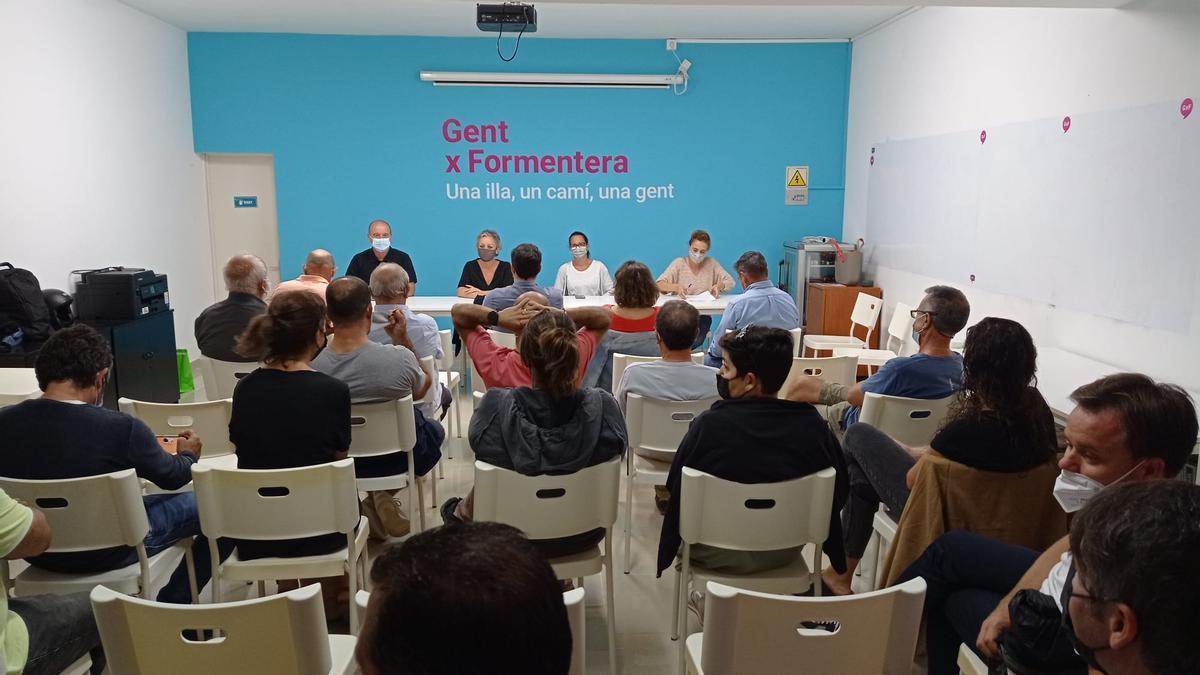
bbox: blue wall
[188,34,850,295]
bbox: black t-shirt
[458,259,514,303]
[930,391,1057,472]
[346,248,417,286]
[230,368,351,559]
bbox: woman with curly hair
[823,317,1057,595]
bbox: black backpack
[0,262,53,342]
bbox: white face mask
[1053,460,1145,513]
[371,237,391,252]
[689,251,706,264]
[570,245,588,259]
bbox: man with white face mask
[894,373,1198,675]
[346,219,418,293]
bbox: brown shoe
[369,489,411,538]
[654,484,671,515]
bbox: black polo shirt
[346,248,417,286]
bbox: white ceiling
[120,0,1133,40]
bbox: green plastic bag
[177,349,195,394]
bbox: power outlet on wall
[666,38,677,51]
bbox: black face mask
[1061,565,1111,674]
[716,373,732,400]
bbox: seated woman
[583,260,662,391]
[823,316,1058,595]
[229,290,351,561]
[441,307,628,558]
[655,229,734,348]
[554,230,613,297]
[457,229,513,302]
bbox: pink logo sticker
[869,155,875,166]
[980,130,987,144]
[1183,98,1194,119]
[1062,116,1071,133]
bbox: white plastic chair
[611,353,662,393]
[0,469,196,600]
[957,643,989,675]
[788,327,804,356]
[90,583,356,675]
[859,392,956,447]
[473,456,621,674]
[353,587,587,675]
[690,352,704,364]
[437,329,463,440]
[673,466,837,672]
[832,301,914,373]
[191,459,369,631]
[349,397,425,532]
[802,292,882,356]
[0,368,39,407]
[684,578,927,675]
[417,356,445,487]
[622,393,717,574]
[193,357,257,401]
[464,329,514,395]
[858,507,898,593]
[782,355,859,392]
[119,398,235,458]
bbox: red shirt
[608,306,659,333]
[465,326,599,389]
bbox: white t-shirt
[555,260,613,296]
[1039,551,1072,611]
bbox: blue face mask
[371,237,391,252]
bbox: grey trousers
[840,423,915,558]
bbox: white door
[203,154,281,298]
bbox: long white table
[405,294,733,317]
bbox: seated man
[312,277,440,539]
[615,299,718,459]
[358,522,572,675]
[452,293,610,389]
[273,249,335,300]
[896,373,1198,675]
[0,487,103,674]
[704,251,800,368]
[784,285,970,441]
[0,324,219,604]
[194,254,268,362]
[1063,480,1200,675]
[482,243,564,315]
[367,262,450,420]
[657,326,850,579]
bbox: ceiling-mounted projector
[477,3,537,33]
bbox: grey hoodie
[469,387,627,475]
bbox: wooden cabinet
[805,284,884,350]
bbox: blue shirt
[843,352,964,427]
[482,279,564,312]
[705,281,801,366]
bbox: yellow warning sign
[788,169,807,187]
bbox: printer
[72,267,170,321]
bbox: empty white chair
[859,392,956,447]
[781,355,859,392]
[672,466,837,672]
[191,459,369,630]
[119,397,235,458]
[611,353,662,393]
[473,456,621,674]
[684,578,927,675]
[802,292,882,357]
[90,583,356,675]
[417,355,445,489]
[193,357,258,401]
[349,397,425,532]
[353,587,587,675]
[0,469,196,600]
[437,329,463,440]
[623,393,717,574]
[832,301,915,373]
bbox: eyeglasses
[910,309,938,319]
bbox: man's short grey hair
[224,255,268,294]
[923,285,971,336]
[477,229,501,249]
[370,263,410,299]
[305,249,335,270]
[734,251,769,279]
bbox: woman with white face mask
[554,230,613,297]
[655,229,735,348]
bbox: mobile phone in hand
[156,435,180,454]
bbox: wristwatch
[486,310,500,327]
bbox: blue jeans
[9,592,103,675]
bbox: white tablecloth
[405,294,732,317]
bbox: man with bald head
[273,249,336,300]
[194,254,269,361]
[346,219,417,294]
